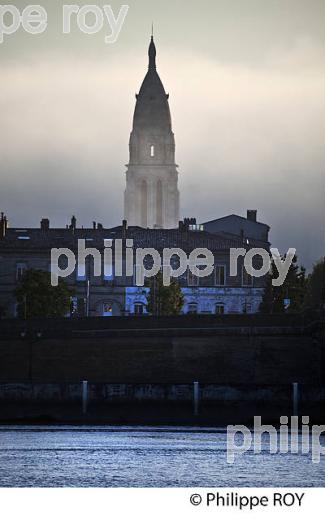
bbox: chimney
[247,210,257,222]
[70,215,77,231]
[179,218,196,232]
[0,213,8,239]
[181,219,189,231]
[122,219,128,239]
[93,221,96,230]
[97,223,103,230]
[40,218,49,232]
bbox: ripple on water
[0,426,325,487]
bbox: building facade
[0,214,269,318]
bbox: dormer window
[150,145,155,157]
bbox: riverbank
[1,382,325,425]
[1,314,324,424]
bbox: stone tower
[124,36,180,229]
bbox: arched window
[140,180,148,228]
[156,180,163,228]
[150,145,155,157]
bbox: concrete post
[293,382,299,417]
[193,381,199,416]
[82,380,88,415]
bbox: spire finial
[148,29,156,70]
[151,22,154,38]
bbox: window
[242,266,253,287]
[215,265,226,286]
[156,180,163,227]
[16,263,27,281]
[215,303,225,315]
[150,145,155,157]
[188,302,198,314]
[199,269,214,286]
[189,224,204,231]
[103,263,114,282]
[134,302,145,315]
[76,270,87,282]
[141,180,148,228]
[103,303,113,316]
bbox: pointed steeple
[124,34,180,229]
[148,35,156,70]
[132,35,171,133]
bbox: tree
[15,269,73,319]
[304,258,325,310]
[259,255,306,313]
[146,271,184,316]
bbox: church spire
[124,34,180,229]
[148,34,156,70]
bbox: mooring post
[193,381,199,416]
[293,382,299,417]
[82,380,88,415]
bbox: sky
[0,0,325,269]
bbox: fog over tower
[124,36,180,228]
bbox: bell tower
[124,35,180,228]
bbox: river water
[0,426,325,487]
